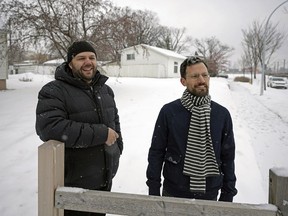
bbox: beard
[72,65,97,83]
[188,84,209,97]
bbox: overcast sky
[112,0,288,67]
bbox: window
[127,53,135,60]
[174,62,178,73]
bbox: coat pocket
[164,152,182,164]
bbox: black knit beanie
[67,41,97,63]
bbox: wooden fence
[38,140,288,216]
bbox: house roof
[122,44,186,60]
[43,58,64,65]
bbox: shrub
[234,76,251,83]
[19,77,33,82]
[18,73,34,82]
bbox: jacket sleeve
[219,112,238,202]
[146,107,167,196]
[35,82,108,148]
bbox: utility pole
[277,62,279,73]
[260,0,288,95]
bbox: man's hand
[105,128,119,146]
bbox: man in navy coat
[146,56,237,202]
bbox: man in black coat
[36,41,123,216]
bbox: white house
[10,59,64,75]
[102,44,186,78]
[43,58,64,66]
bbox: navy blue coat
[36,63,123,190]
[146,99,237,201]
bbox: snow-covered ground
[0,73,287,215]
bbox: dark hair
[180,56,208,78]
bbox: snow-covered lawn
[0,73,287,215]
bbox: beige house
[102,44,186,78]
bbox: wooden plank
[269,168,288,216]
[38,140,64,216]
[55,187,277,216]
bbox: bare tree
[241,21,261,80]
[239,51,254,83]
[131,9,163,45]
[258,21,285,70]
[193,37,234,76]
[241,20,285,81]
[156,26,193,54]
[99,7,192,61]
[0,0,113,61]
[0,0,196,64]
[96,6,164,61]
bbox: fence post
[38,140,64,216]
[269,167,288,216]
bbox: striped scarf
[180,89,219,193]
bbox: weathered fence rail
[55,187,278,216]
[38,140,288,216]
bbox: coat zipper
[90,86,104,124]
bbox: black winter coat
[36,63,123,190]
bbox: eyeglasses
[188,73,210,80]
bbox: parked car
[267,76,287,89]
[216,72,228,78]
